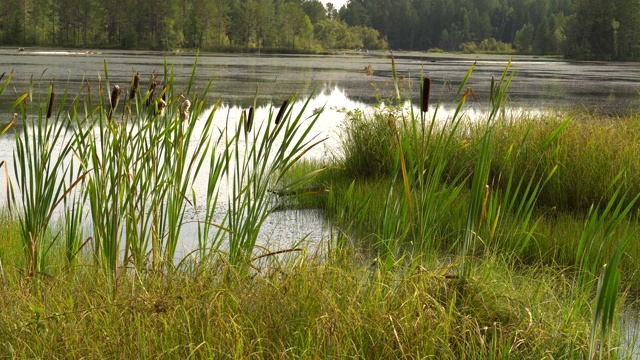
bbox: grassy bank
[1,59,639,358]
[0,213,602,358]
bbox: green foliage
[290,60,640,356]
[460,38,514,54]
[0,245,597,358]
[4,0,640,59]
[0,0,386,52]
[6,58,322,291]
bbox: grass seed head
[364,65,374,76]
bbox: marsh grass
[0,236,598,358]
[4,56,324,292]
[293,60,640,357]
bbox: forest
[1,0,639,60]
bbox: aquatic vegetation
[1,57,640,358]
[4,56,322,286]
[300,60,640,357]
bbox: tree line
[2,0,639,60]
[0,0,387,52]
[338,0,640,60]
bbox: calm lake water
[2,50,640,248]
[1,49,640,112]
[1,49,640,242]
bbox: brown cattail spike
[161,83,169,101]
[247,107,254,132]
[275,100,288,126]
[108,85,121,120]
[422,77,431,113]
[156,98,166,117]
[130,72,139,101]
[47,83,55,119]
[241,109,247,127]
[146,80,157,107]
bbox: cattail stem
[422,77,431,113]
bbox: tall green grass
[304,59,640,357]
[4,57,322,291]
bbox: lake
[1,49,639,112]
[1,49,640,255]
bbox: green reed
[9,80,83,277]
[226,92,324,266]
[4,56,322,290]
[314,58,640,357]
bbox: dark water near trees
[1,49,639,113]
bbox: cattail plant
[146,79,157,107]
[130,72,139,101]
[241,108,247,127]
[391,53,400,101]
[161,83,169,102]
[156,98,166,117]
[247,106,254,132]
[179,99,190,121]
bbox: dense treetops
[338,0,640,60]
[0,0,387,52]
[1,0,638,59]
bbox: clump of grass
[295,59,640,356]
[5,56,323,291]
